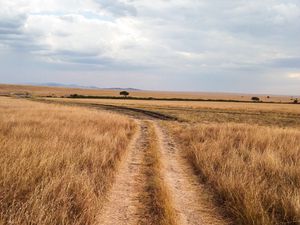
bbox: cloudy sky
[1,0,300,94]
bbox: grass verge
[0,97,136,225]
[167,122,300,225]
[140,121,177,225]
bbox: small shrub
[120,91,129,97]
[70,94,79,98]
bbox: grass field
[0,97,136,225]
[49,97,300,128]
[0,83,297,102]
[166,122,300,225]
[1,84,300,225]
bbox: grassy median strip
[140,121,177,225]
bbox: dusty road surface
[97,121,150,225]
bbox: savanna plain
[1,85,300,225]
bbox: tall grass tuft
[168,122,300,225]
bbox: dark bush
[120,91,129,97]
[70,94,79,98]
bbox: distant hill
[102,87,141,91]
[25,83,141,91]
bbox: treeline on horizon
[63,93,299,104]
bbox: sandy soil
[97,122,150,225]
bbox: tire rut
[97,121,150,225]
[153,122,229,225]
[28,98,178,121]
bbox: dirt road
[29,98,228,225]
[97,120,228,225]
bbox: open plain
[0,84,300,225]
[1,1,300,224]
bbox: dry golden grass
[0,97,136,225]
[141,122,177,225]
[1,93,299,225]
[50,98,300,128]
[167,122,300,225]
[57,98,300,115]
[0,83,296,102]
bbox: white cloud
[95,0,137,16]
[0,0,300,94]
[288,72,300,79]
[272,3,300,23]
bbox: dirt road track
[154,123,228,225]
[98,120,228,225]
[97,121,150,225]
[30,98,178,121]
[27,97,228,225]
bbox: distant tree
[294,98,298,104]
[24,92,31,98]
[120,91,129,97]
[251,96,260,102]
[267,96,270,99]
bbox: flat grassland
[0,97,136,225]
[166,122,300,225]
[48,97,300,224]
[1,84,300,225]
[51,97,300,127]
[0,83,296,102]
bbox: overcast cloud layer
[0,0,300,94]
